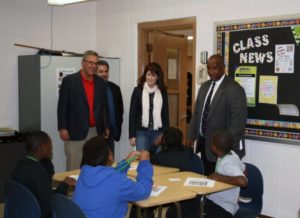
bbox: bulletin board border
[214,14,300,144]
[245,128,300,145]
[214,14,300,51]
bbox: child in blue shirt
[205,129,248,218]
[73,136,153,218]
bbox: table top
[53,169,80,182]
[127,162,179,178]
[53,168,236,209]
[134,172,196,207]
[152,171,236,195]
[134,171,236,208]
[52,163,179,182]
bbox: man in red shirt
[58,50,109,170]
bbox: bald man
[188,54,247,175]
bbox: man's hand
[59,129,69,141]
[103,128,110,139]
[186,139,195,148]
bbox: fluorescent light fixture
[187,35,194,40]
[47,0,93,6]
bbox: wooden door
[149,31,188,142]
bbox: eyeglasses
[84,60,98,66]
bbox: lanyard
[26,155,38,162]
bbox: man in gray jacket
[188,54,247,175]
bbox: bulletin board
[215,16,300,143]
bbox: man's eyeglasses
[84,60,98,66]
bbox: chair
[52,193,87,218]
[234,163,264,218]
[189,153,204,174]
[4,180,41,218]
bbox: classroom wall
[0,0,96,130]
[94,0,300,217]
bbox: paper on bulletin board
[56,68,76,96]
[274,44,295,73]
[259,76,278,104]
[277,104,299,116]
[234,66,257,107]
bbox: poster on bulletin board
[215,16,300,143]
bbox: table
[127,162,179,178]
[53,163,179,182]
[137,171,236,218]
[53,169,236,218]
[167,172,236,218]
[53,169,80,182]
[133,173,197,218]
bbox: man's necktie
[201,82,216,135]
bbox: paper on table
[69,175,79,180]
[184,177,215,188]
[129,163,138,171]
[150,185,167,197]
[168,178,182,182]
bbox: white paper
[0,127,15,136]
[168,178,182,182]
[275,44,295,73]
[184,177,215,188]
[56,68,76,96]
[128,163,138,171]
[150,185,167,197]
[277,104,299,116]
[69,175,79,180]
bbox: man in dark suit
[188,54,247,175]
[57,50,109,170]
[96,60,124,154]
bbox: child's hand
[139,150,150,161]
[207,172,219,180]
[153,134,163,146]
[126,151,141,160]
[63,177,76,186]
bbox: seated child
[150,127,202,218]
[205,129,248,218]
[73,136,153,218]
[151,127,203,173]
[11,131,76,218]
